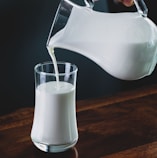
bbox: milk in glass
[31,81,78,146]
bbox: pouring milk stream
[47,0,157,81]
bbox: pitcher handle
[134,0,148,17]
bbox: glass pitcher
[47,0,157,80]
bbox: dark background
[0,0,157,114]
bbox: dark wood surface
[1,84,157,157]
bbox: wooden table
[1,84,157,158]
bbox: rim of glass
[34,61,78,76]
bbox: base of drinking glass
[32,139,78,153]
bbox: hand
[115,0,134,7]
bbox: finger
[116,0,134,7]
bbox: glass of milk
[31,61,78,153]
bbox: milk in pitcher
[48,5,157,80]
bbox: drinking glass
[31,61,78,153]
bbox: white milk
[48,6,157,80]
[31,81,78,145]
[47,47,59,83]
